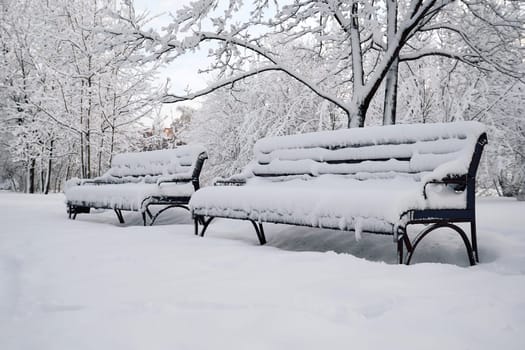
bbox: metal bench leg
[397,236,404,265]
[68,205,79,220]
[114,209,125,224]
[249,220,267,245]
[146,208,154,220]
[405,222,476,266]
[194,216,200,236]
[200,217,215,237]
[193,215,207,233]
[258,223,267,245]
[470,219,479,263]
[68,205,89,221]
[140,204,155,226]
[142,212,147,226]
[396,227,413,265]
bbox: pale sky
[131,0,272,122]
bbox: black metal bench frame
[193,134,487,266]
[68,152,208,226]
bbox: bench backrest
[106,145,207,182]
[250,122,486,182]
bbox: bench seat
[66,182,195,212]
[191,176,467,234]
[190,121,487,265]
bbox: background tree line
[1,0,524,198]
[0,0,163,193]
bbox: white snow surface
[1,192,524,349]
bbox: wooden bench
[66,145,207,225]
[190,122,487,265]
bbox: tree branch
[161,64,350,117]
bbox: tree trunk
[80,95,85,179]
[44,139,54,194]
[383,0,398,126]
[85,60,93,179]
[97,128,106,177]
[109,125,116,168]
[27,158,35,193]
[65,159,71,188]
[350,2,364,97]
[54,163,62,193]
[383,58,399,125]
[348,102,368,128]
[80,133,85,178]
[86,129,91,178]
[346,2,366,129]
[40,159,45,193]
[10,178,18,192]
[517,184,525,201]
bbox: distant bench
[190,122,487,265]
[66,145,207,225]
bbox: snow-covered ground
[1,192,524,350]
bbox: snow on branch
[115,0,524,128]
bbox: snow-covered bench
[66,145,207,225]
[190,122,487,265]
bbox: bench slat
[254,137,470,179]
[257,137,467,162]
[254,122,480,154]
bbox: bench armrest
[156,178,193,186]
[213,163,255,186]
[156,175,193,186]
[66,177,113,186]
[80,178,111,185]
[214,178,247,186]
[423,174,468,200]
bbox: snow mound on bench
[191,122,485,234]
[65,145,206,210]
[254,121,484,153]
[108,145,206,177]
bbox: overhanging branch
[156,32,351,116]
